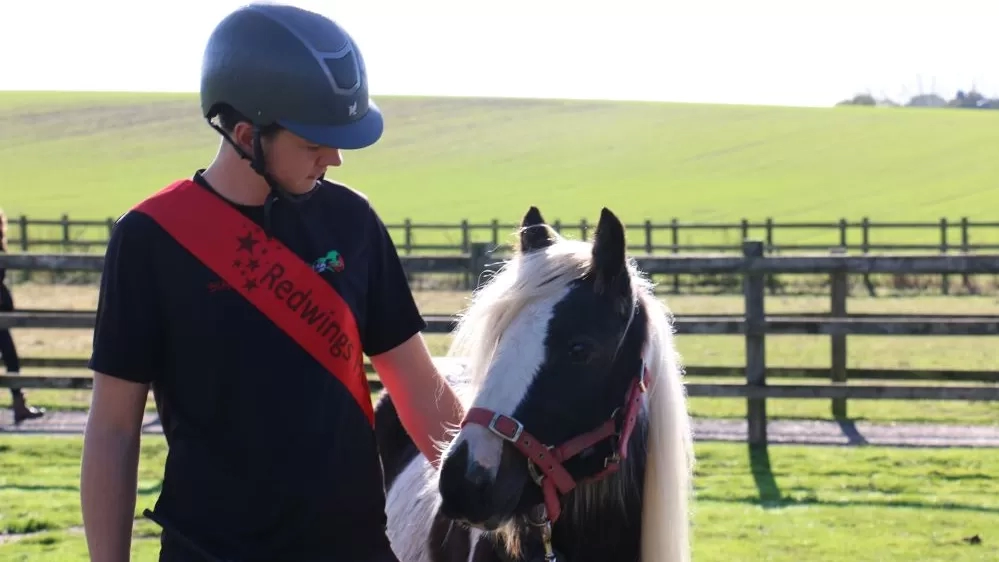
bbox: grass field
[0,434,996,561]
[3,91,999,250]
[3,282,997,426]
[2,91,997,559]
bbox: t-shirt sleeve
[87,211,165,384]
[362,209,427,357]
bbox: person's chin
[287,179,319,194]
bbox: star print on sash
[231,224,278,291]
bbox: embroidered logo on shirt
[312,250,345,273]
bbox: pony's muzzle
[438,438,520,530]
[439,441,489,524]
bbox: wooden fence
[10,213,999,294]
[9,214,999,255]
[2,242,998,445]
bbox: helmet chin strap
[207,118,320,236]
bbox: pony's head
[437,205,680,537]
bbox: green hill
[2,90,998,247]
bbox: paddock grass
[0,434,995,561]
[3,283,997,426]
[3,91,999,251]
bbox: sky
[1,0,995,107]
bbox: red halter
[459,363,651,523]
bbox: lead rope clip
[541,517,557,562]
[528,505,558,562]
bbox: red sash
[132,179,374,425]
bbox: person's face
[232,123,343,194]
[263,130,343,194]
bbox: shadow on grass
[701,443,999,515]
[698,492,999,515]
[748,443,783,508]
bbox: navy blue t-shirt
[89,171,426,561]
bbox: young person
[0,207,45,424]
[79,4,464,561]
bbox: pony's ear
[589,207,629,293]
[519,206,558,253]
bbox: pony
[373,206,695,562]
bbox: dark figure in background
[0,207,46,423]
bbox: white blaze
[452,286,569,476]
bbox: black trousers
[0,282,22,400]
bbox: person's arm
[80,211,165,562]
[370,333,464,468]
[361,209,464,468]
[81,373,150,562]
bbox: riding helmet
[199,3,383,150]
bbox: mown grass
[3,91,999,251]
[0,435,995,561]
[3,284,997,426]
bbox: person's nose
[320,148,343,167]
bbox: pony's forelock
[445,234,591,395]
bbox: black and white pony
[373,206,695,562]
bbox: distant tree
[834,83,997,110]
[836,93,877,106]
[906,93,947,107]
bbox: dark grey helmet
[200,3,382,150]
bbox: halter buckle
[487,413,524,442]
[604,451,622,468]
[527,452,549,486]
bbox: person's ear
[231,122,255,152]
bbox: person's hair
[212,104,284,139]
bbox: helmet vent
[324,54,360,92]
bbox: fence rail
[2,242,998,445]
[10,214,999,295]
[9,214,999,255]
[5,310,999,336]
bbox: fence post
[670,218,680,294]
[61,214,71,252]
[468,242,490,290]
[960,217,971,291]
[765,217,777,295]
[939,217,949,295]
[742,240,767,446]
[830,247,848,418]
[18,215,30,282]
[861,217,875,296]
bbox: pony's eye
[568,340,595,363]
